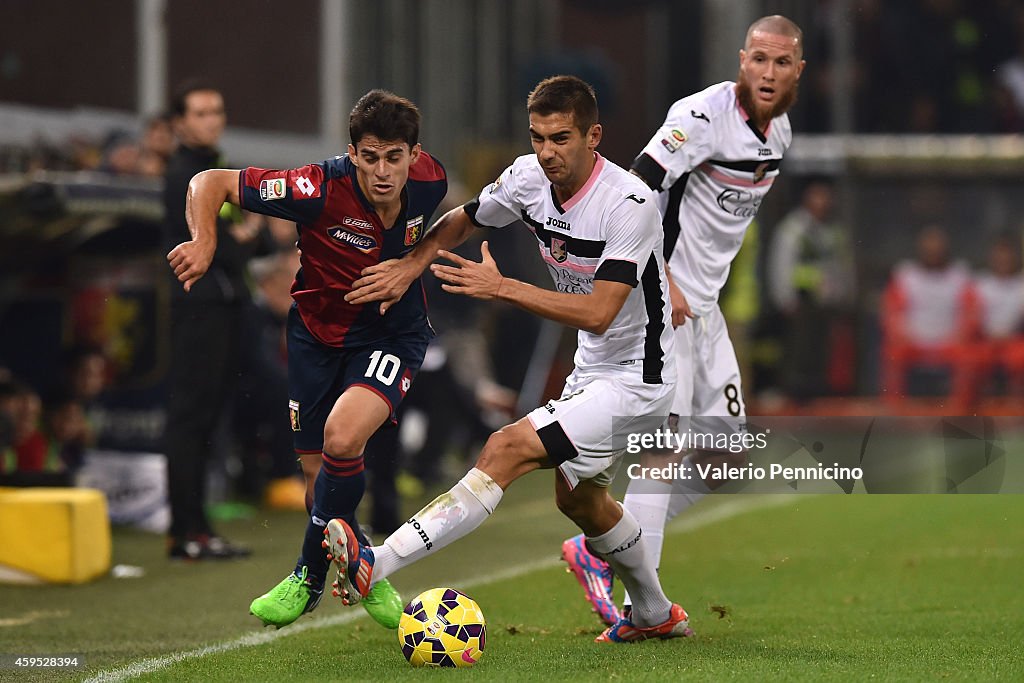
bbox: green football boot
[249,566,323,628]
[361,578,403,629]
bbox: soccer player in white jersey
[333,75,690,643]
[561,15,806,626]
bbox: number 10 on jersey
[365,350,401,385]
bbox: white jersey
[890,260,973,345]
[632,81,792,316]
[975,272,1024,339]
[465,152,675,384]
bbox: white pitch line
[84,494,797,683]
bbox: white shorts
[527,367,674,490]
[673,304,746,436]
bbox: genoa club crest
[405,215,424,246]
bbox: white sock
[369,468,503,582]
[621,478,672,610]
[587,504,671,628]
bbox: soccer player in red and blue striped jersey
[167,90,447,629]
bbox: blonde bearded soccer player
[332,75,691,643]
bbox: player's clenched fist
[167,240,214,292]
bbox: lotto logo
[294,176,317,197]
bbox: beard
[735,73,799,129]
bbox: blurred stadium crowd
[2,0,1024,537]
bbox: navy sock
[298,453,366,585]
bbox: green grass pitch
[2,476,1022,682]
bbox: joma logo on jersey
[342,216,374,232]
[328,227,378,252]
[260,178,286,201]
[758,148,773,157]
[716,189,763,218]
[546,216,571,232]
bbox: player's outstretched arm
[167,169,241,292]
[432,241,631,335]
[346,206,477,314]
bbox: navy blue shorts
[286,306,431,455]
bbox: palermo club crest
[753,161,770,184]
[551,238,568,263]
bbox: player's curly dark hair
[527,75,599,135]
[349,90,420,149]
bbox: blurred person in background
[43,395,90,474]
[881,225,980,407]
[0,348,102,481]
[40,346,103,476]
[974,234,1024,394]
[97,130,141,176]
[3,381,49,472]
[767,179,855,400]
[162,79,267,561]
[63,345,108,405]
[0,378,73,485]
[137,113,175,178]
[236,249,308,511]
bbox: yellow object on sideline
[0,487,111,584]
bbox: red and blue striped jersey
[239,152,447,348]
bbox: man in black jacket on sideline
[162,80,265,560]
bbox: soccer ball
[397,587,486,668]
